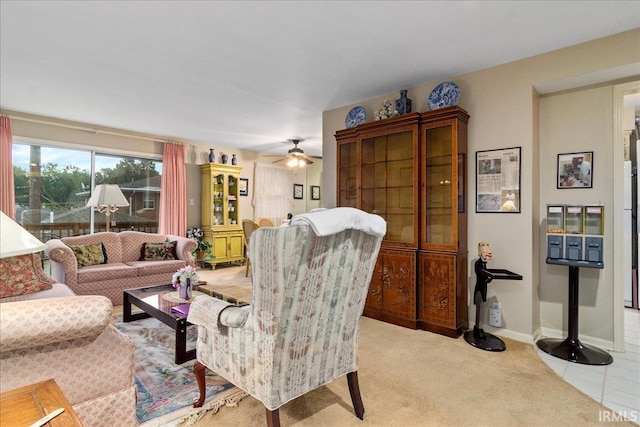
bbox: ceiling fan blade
[272,158,287,164]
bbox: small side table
[0,379,83,426]
[464,263,522,352]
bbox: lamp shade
[86,184,129,209]
[0,210,46,259]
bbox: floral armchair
[188,208,385,426]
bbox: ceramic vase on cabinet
[395,89,412,115]
[231,154,237,165]
[208,149,215,163]
[221,154,228,164]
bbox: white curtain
[253,163,294,223]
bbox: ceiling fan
[263,139,322,167]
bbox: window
[12,139,162,239]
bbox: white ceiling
[1,1,639,157]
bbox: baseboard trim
[468,322,534,345]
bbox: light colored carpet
[184,265,631,426]
[115,265,630,426]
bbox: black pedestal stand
[464,263,522,352]
[536,265,613,365]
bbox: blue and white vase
[395,89,412,115]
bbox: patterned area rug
[113,316,247,426]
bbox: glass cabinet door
[227,174,239,226]
[361,130,417,246]
[212,173,225,226]
[422,122,459,250]
[338,141,357,208]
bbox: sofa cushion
[62,232,123,263]
[140,241,177,261]
[120,231,167,262]
[67,243,108,267]
[0,254,53,299]
[76,263,138,284]
[126,259,186,276]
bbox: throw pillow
[68,243,107,268]
[140,241,177,261]
[0,254,53,298]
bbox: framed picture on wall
[239,178,249,196]
[557,152,593,189]
[311,185,320,200]
[293,184,304,200]
[476,146,521,213]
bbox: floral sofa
[45,230,197,305]
[0,253,137,427]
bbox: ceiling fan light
[287,158,298,167]
[298,159,306,167]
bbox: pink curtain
[0,117,15,219]
[158,142,187,236]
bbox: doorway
[614,81,640,352]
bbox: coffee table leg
[175,318,196,364]
[123,292,132,322]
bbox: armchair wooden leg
[266,407,280,427]
[193,361,207,408]
[347,371,365,420]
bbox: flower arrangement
[172,265,200,288]
[374,100,399,120]
[187,227,213,258]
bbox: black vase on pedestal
[208,149,215,163]
[395,89,412,115]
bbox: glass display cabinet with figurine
[200,163,244,268]
[336,113,420,329]
[335,106,469,337]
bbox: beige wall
[322,29,640,344]
[539,86,615,341]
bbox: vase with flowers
[187,227,213,260]
[374,100,399,121]
[172,265,199,300]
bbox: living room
[1,2,639,426]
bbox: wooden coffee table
[0,379,82,427]
[123,283,249,364]
[123,284,200,364]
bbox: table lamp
[0,210,46,259]
[86,184,129,232]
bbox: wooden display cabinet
[200,163,244,268]
[419,107,469,336]
[336,113,420,328]
[336,107,469,336]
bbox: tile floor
[535,308,640,424]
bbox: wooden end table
[0,379,83,427]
